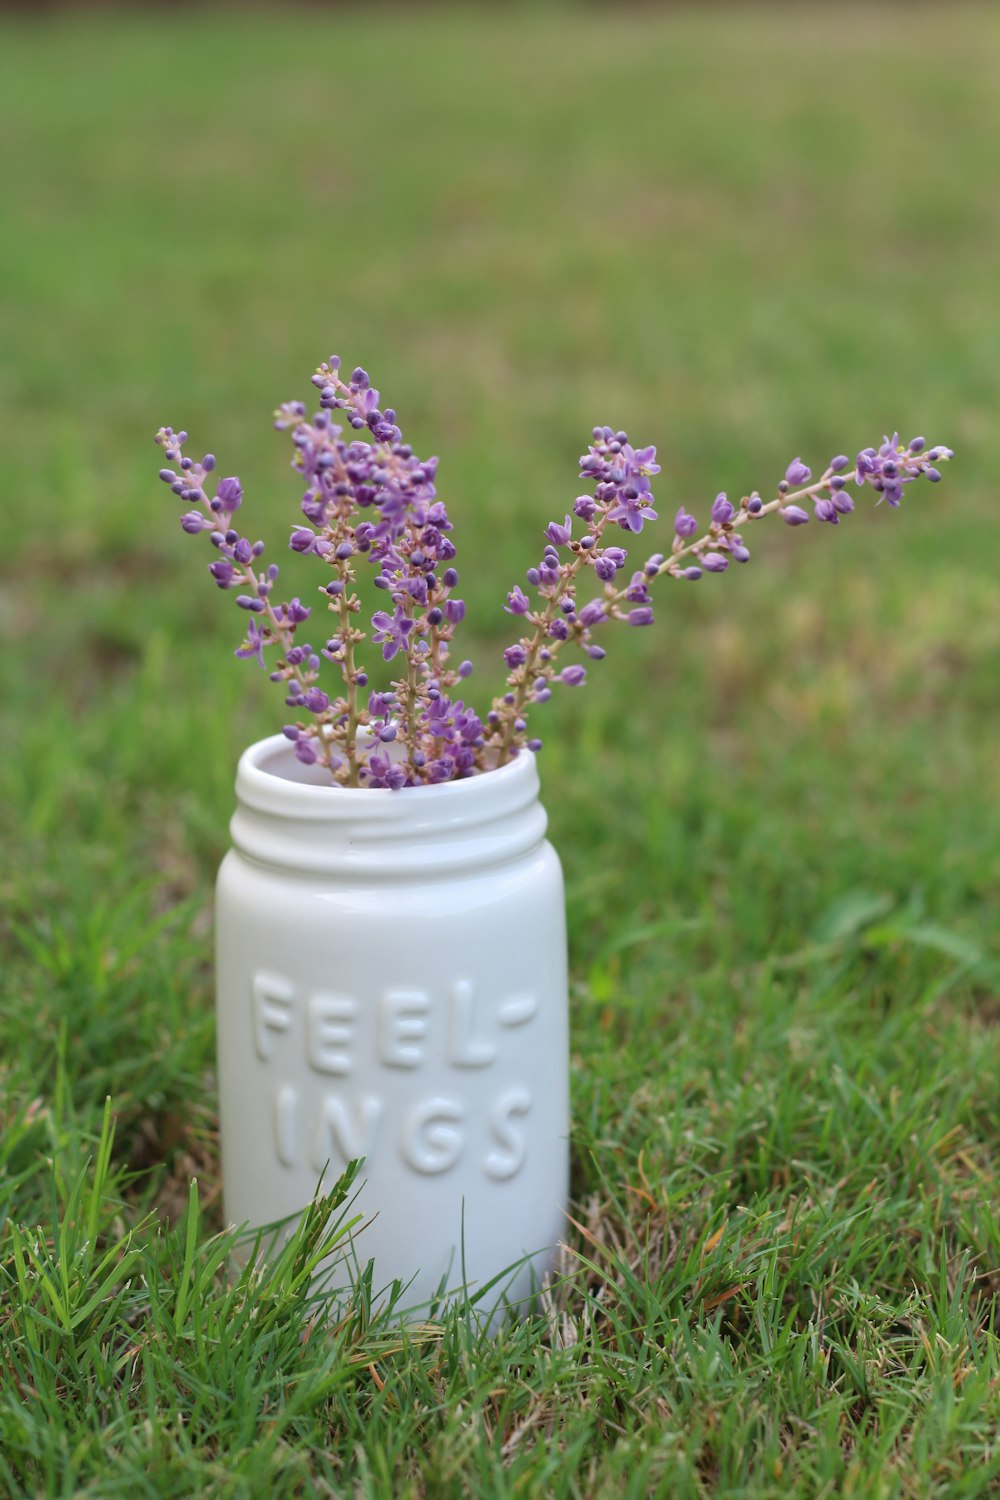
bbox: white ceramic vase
[215,734,570,1315]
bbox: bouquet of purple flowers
[155,358,953,788]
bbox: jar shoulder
[216,839,564,917]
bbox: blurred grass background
[1,3,999,1494]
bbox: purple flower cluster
[158,362,482,785]
[486,432,953,761]
[155,364,954,785]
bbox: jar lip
[236,733,539,822]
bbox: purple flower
[371,608,413,661]
[181,511,209,534]
[625,571,651,604]
[711,493,734,525]
[366,753,407,790]
[208,558,235,588]
[607,480,657,534]
[282,596,311,624]
[702,552,729,573]
[675,507,698,538]
[368,691,395,718]
[444,598,466,624]
[559,664,587,686]
[504,644,527,668]
[505,585,531,615]
[235,618,267,668]
[215,477,243,514]
[546,516,572,547]
[628,444,660,476]
[626,607,654,626]
[785,457,812,486]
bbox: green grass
[2,3,999,1494]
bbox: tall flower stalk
[155,360,953,787]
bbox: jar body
[215,736,569,1315]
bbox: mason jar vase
[215,734,570,1316]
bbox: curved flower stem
[231,563,340,772]
[332,579,362,787]
[657,472,842,579]
[495,513,614,766]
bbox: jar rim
[235,734,539,824]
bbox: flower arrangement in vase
[154,358,952,1316]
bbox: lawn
[1,3,999,1495]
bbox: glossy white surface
[216,736,569,1317]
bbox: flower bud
[578,599,606,628]
[781,505,810,526]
